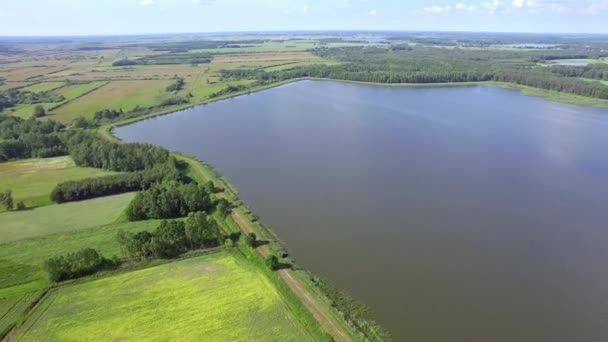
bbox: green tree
[0,190,14,210]
[152,220,187,258]
[33,104,46,118]
[185,211,222,249]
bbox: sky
[0,0,608,36]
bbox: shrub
[44,248,118,282]
[266,255,279,271]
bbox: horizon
[1,1,608,36]
[3,29,608,40]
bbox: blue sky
[0,0,607,36]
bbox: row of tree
[50,161,182,203]
[117,212,223,260]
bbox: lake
[116,80,608,341]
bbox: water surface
[116,80,608,342]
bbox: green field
[13,252,314,341]
[20,82,65,93]
[5,81,108,119]
[51,80,173,122]
[0,220,159,299]
[0,192,135,243]
[0,156,117,211]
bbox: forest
[220,45,608,99]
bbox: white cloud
[139,0,156,6]
[368,9,377,16]
[422,0,608,15]
[423,5,452,13]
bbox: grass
[53,81,107,101]
[0,220,160,299]
[4,81,107,119]
[0,192,135,243]
[14,251,315,341]
[489,81,608,108]
[51,80,174,122]
[0,291,43,338]
[19,82,64,93]
[0,156,117,211]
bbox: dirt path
[231,210,351,341]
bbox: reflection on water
[116,80,608,342]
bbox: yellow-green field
[13,252,314,341]
[0,156,117,210]
[0,192,135,243]
[19,82,65,93]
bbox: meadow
[0,192,134,243]
[0,220,160,299]
[6,81,108,119]
[0,156,117,210]
[12,251,314,341]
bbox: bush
[112,59,138,66]
[44,248,118,282]
[0,190,13,210]
[158,96,188,107]
[32,105,46,118]
[266,255,279,271]
[246,232,257,247]
[16,201,26,210]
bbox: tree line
[220,45,608,100]
[50,161,182,203]
[66,130,170,171]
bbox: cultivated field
[51,80,174,122]
[0,156,117,210]
[13,252,314,341]
[0,192,135,243]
